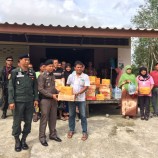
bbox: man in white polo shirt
[67,61,90,141]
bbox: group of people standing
[0,55,90,152]
[1,54,158,152]
[118,64,158,121]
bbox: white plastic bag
[113,87,122,99]
[128,82,136,95]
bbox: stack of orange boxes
[99,79,111,100]
[86,76,97,100]
[86,76,101,100]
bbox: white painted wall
[118,48,131,71]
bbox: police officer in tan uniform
[38,59,62,146]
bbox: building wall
[0,45,29,68]
[118,48,131,71]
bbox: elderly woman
[137,67,154,121]
[119,65,138,118]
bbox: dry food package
[55,79,64,91]
[102,79,110,85]
[58,93,75,101]
[96,94,105,100]
[139,87,150,95]
[60,86,73,95]
[89,76,96,85]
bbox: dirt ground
[0,104,158,158]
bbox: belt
[41,96,52,99]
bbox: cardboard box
[96,94,105,100]
[102,79,110,85]
[88,85,96,90]
[89,76,96,85]
[95,78,100,85]
[139,87,150,95]
[58,93,75,101]
[86,85,96,98]
[55,79,64,91]
[99,86,111,99]
[86,96,96,100]
[60,86,73,95]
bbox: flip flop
[59,117,66,121]
[81,133,88,141]
[67,131,74,138]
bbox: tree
[131,0,158,72]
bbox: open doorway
[46,47,94,66]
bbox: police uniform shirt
[38,71,58,99]
[8,67,38,104]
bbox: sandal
[67,131,74,138]
[65,116,69,120]
[59,117,66,121]
[81,133,88,141]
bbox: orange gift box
[89,76,96,85]
[99,86,111,99]
[96,94,105,100]
[58,93,75,101]
[86,85,96,100]
[55,79,64,91]
[95,78,100,85]
[60,86,73,95]
[86,96,96,100]
[101,79,110,85]
[139,87,150,95]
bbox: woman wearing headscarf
[137,67,154,120]
[119,65,138,118]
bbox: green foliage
[131,0,158,72]
[131,64,139,76]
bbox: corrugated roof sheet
[1,22,158,31]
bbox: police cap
[45,59,53,66]
[18,54,29,60]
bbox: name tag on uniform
[17,74,24,78]
[17,72,24,78]
[8,74,11,79]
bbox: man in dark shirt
[0,56,15,119]
[52,59,65,82]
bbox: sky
[0,0,145,28]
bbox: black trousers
[139,96,150,117]
[2,88,9,113]
[12,102,34,137]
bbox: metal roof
[0,22,158,40]
[1,22,158,31]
